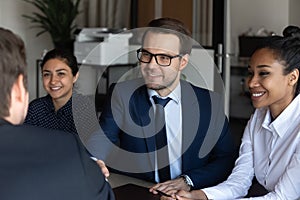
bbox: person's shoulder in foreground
[0,26,115,200]
[0,123,115,200]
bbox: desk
[113,183,160,200]
[109,173,269,199]
[109,173,161,200]
[109,173,153,188]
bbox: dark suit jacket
[98,79,238,189]
[0,119,115,200]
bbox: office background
[1,0,300,121]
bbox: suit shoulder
[184,81,220,98]
[17,124,76,141]
[183,81,226,113]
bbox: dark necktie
[152,96,172,182]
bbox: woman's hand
[175,190,208,200]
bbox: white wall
[289,0,300,27]
[0,0,53,101]
[230,0,290,55]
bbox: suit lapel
[181,81,201,171]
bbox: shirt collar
[262,94,300,138]
[43,94,73,115]
[147,82,181,104]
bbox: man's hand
[96,159,110,179]
[149,177,190,197]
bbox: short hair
[0,27,27,118]
[256,25,300,96]
[41,48,78,76]
[142,17,193,55]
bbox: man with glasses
[98,18,237,196]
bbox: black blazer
[97,79,238,189]
[0,119,115,200]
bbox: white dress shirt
[148,84,183,182]
[203,94,300,200]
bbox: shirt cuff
[90,156,98,161]
[181,174,194,187]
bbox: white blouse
[203,94,300,200]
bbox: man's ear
[179,54,189,71]
[7,74,28,124]
[12,75,27,103]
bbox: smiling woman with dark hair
[171,25,300,200]
[24,48,110,178]
[24,48,79,134]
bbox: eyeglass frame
[136,48,182,67]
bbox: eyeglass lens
[137,49,181,66]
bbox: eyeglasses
[137,48,182,67]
